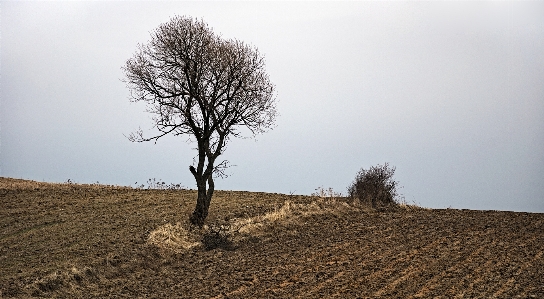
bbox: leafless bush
[201,222,236,251]
[348,163,401,209]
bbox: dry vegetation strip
[1,177,543,298]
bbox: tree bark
[189,165,214,227]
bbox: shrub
[348,163,401,209]
[201,222,236,251]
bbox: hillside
[1,177,543,298]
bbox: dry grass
[146,197,358,252]
[232,198,355,235]
[0,177,121,191]
[0,177,62,190]
[147,223,202,253]
[24,265,98,297]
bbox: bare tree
[122,16,277,226]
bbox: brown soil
[1,177,543,298]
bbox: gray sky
[2,1,543,212]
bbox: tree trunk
[189,166,215,227]
[190,186,209,227]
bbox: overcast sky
[2,1,543,212]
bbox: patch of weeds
[134,178,187,190]
[311,186,343,198]
[397,197,428,211]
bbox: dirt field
[1,177,543,298]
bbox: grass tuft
[147,223,201,253]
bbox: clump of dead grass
[396,198,429,211]
[147,223,201,253]
[26,266,97,297]
[311,186,344,198]
[232,198,353,234]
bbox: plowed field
[1,177,543,298]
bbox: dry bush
[201,222,236,250]
[348,163,402,209]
